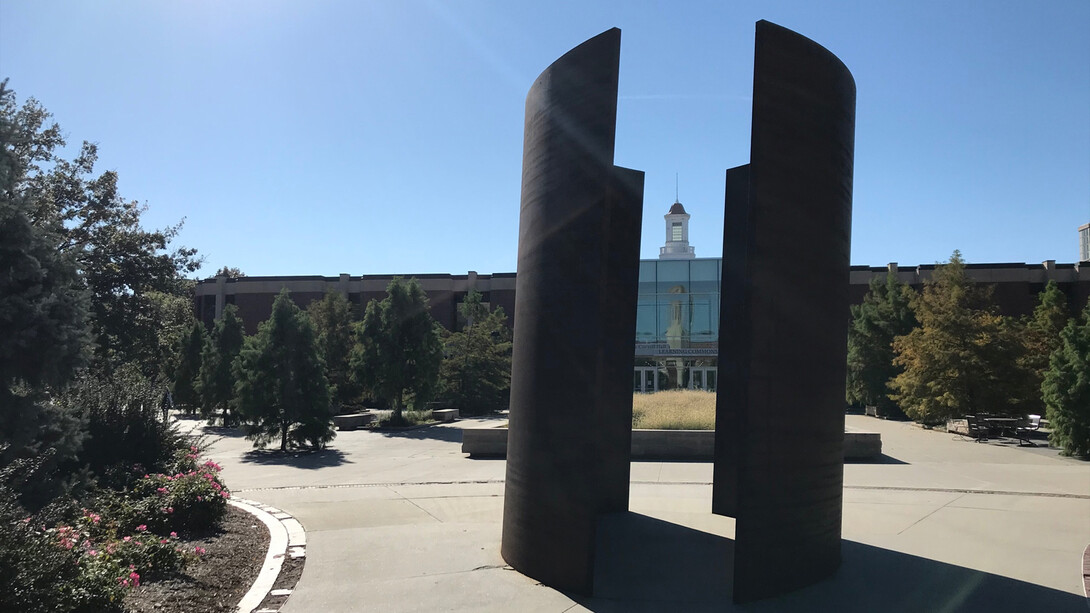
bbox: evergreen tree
[235,290,334,451]
[172,321,206,412]
[0,80,89,506]
[307,292,358,408]
[439,290,512,415]
[1019,280,1069,416]
[197,304,245,424]
[351,277,442,420]
[1042,298,1090,457]
[890,251,1030,423]
[845,271,917,418]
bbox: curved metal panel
[715,20,856,603]
[500,28,644,594]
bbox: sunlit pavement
[188,415,1090,612]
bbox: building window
[671,222,683,242]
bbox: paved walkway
[194,415,1090,612]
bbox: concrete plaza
[195,415,1090,612]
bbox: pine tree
[439,290,512,415]
[0,80,89,504]
[307,292,358,408]
[1042,298,1090,457]
[890,251,1030,424]
[1019,280,1069,416]
[197,304,245,424]
[172,321,206,412]
[235,290,334,451]
[351,278,442,420]
[846,271,917,418]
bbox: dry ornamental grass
[632,389,716,430]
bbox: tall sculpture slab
[501,28,645,594]
[713,20,856,603]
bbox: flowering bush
[1,505,127,612]
[127,447,229,533]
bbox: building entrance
[633,367,659,393]
[689,367,717,391]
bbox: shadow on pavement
[845,453,908,465]
[201,425,248,439]
[240,447,352,469]
[375,424,465,443]
[571,512,1084,612]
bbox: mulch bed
[124,505,269,613]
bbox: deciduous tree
[1,82,199,373]
[890,251,1030,423]
[351,278,442,420]
[235,290,334,451]
[214,266,245,278]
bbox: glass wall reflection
[633,258,721,392]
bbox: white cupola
[659,200,695,259]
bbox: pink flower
[190,445,198,452]
[169,531,177,538]
[123,536,132,542]
[160,538,168,544]
[136,525,147,532]
[88,549,98,556]
[194,546,206,555]
[156,487,168,494]
[166,507,174,514]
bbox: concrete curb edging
[1082,543,1090,607]
[228,498,307,613]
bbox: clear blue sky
[2,1,1088,278]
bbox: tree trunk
[280,420,288,452]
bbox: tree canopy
[889,251,1030,423]
[235,290,334,451]
[845,271,916,418]
[307,292,358,407]
[0,81,90,495]
[351,277,442,418]
[1,81,199,373]
[172,321,206,411]
[1019,280,1069,416]
[438,290,512,415]
[198,304,245,424]
[1042,298,1090,457]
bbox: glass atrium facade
[634,258,721,392]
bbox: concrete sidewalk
[195,415,1090,612]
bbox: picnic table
[979,416,1035,446]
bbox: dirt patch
[124,505,269,613]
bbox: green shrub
[122,447,229,533]
[59,364,186,478]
